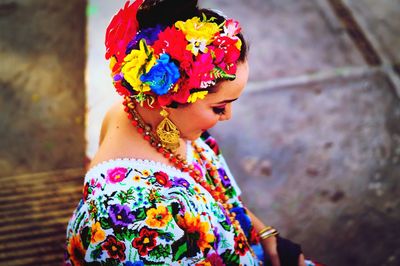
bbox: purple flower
[126,25,164,53]
[113,73,124,81]
[173,177,190,189]
[109,204,135,227]
[218,168,231,187]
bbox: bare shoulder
[88,101,169,170]
[88,101,134,169]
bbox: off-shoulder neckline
[86,140,194,176]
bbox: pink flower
[223,19,241,38]
[106,167,128,184]
[187,53,215,89]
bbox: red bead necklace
[123,97,258,260]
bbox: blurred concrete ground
[0,0,399,265]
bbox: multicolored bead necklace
[122,96,258,261]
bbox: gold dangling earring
[156,109,180,151]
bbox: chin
[182,132,202,141]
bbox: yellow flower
[133,175,141,182]
[176,17,220,44]
[90,222,106,243]
[122,40,156,92]
[142,170,150,177]
[177,213,215,251]
[187,91,208,103]
[175,17,220,55]
[145,205,172,228]
[109,56,118,75]
[193,186,201,194]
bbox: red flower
[105,0,144,62]
[211,36,241,75]
[114,80,132,97]
[249,226,261,245]
[154,171,172,187]
[234,233,249,256]
[132,227,158,256]
[82,183,89,201]
[101,235,126,261]
[153,27,193,70]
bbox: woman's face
[168,61,249,140]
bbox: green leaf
[149,244,171,259]
[221,249,240,266]
[81,226,91,249]
[90,245,103,260]
[99,217,112,230]
[104,258,120,266]
[212,67,236,80]
[136,207,147,220]
[173,243,188,261]
[220,220,231,231]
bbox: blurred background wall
[0,0,399,265]
[0,0,86,265]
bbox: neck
[135,104,163,130]
[134,103,188,158]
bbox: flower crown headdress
[105,0,243,108]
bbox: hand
[299,253,306,266]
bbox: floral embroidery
[177,212,215,252]
[106,167,129,184]
[109,204,135,228]
[145,205,172,228]
[67,234,86,266]
[102,235,126,261]
[132,227,158,256]
[90,222,106,244]
[154,171,172,187]
[66,136,261,265]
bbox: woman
[65,0,321,265]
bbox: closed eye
[212,107,226,115]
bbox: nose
[219,104,232,121]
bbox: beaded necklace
[122,96,259,262]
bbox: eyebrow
[215,98,239,104]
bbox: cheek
[198,112,219,130]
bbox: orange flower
[177,213,215,251]
[90,222,106,244]
[145,205,172,228]
[67,234,86,266]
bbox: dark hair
[136,0,248,62]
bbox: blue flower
[124,261,145,266]
[231,207,251,236]
[140,54,180,95]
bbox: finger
[298,253,306,266]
